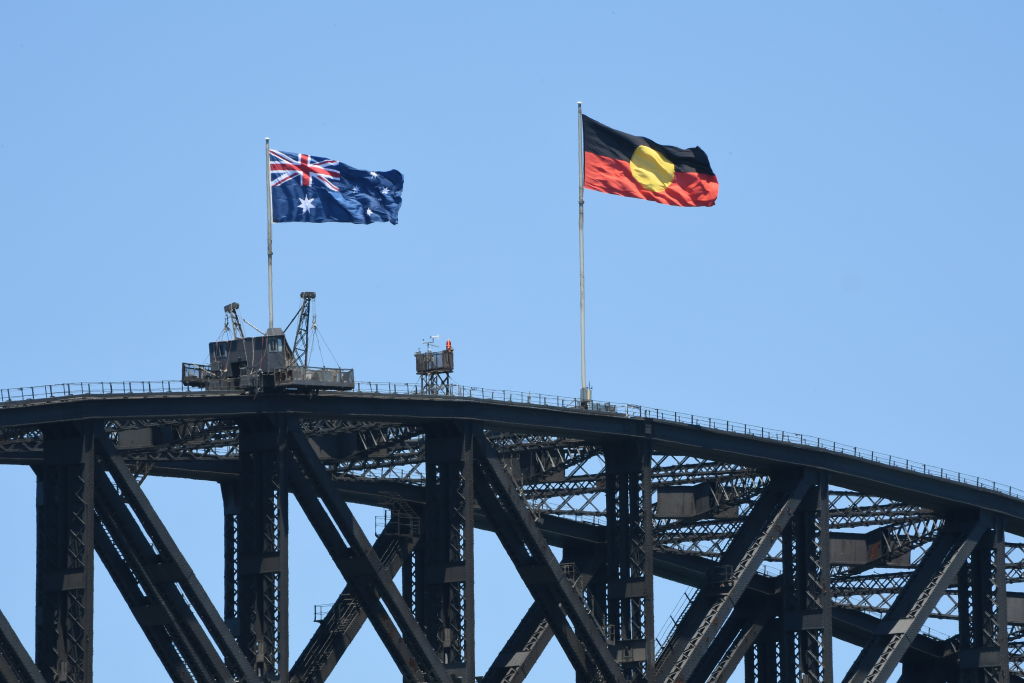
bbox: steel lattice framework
[1,383,1023,682]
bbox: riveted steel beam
[482,544,603,683]
[94,466,235,681]
[958,517,1010,682]
[233,417,289,680]
[414,426,475,682]
[36,422,96,683]
[603,439,653,679]
[472,430,626,683]
[843,513,991,683]
[284,423,451,682]
[94,437,260,682]
[289,513,421,682]
[652,470,815,683]
[780,475,833,682]
[0,606,44,683]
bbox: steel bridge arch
[0,388,1021,682]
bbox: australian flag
[269,149,403,224]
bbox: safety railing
[1,378,1022,502]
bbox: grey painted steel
[958,520,1010,682]
[36,423,95,683]
[94,464,236,681]
[289,516,420,682]
[843,514,990,683]
[653,471,815,683]
[1,391,1022,679]
[96,441,261,682]
[690,593,773,683]
[604,439,654,679]
[482,544,603,683]
[0,607,44,683]
[235,418,288,680]
[285,425,451,682]
[416,427,475,682]
[3,393,1022,533]
[472,431,626,683]
[780,476,833,682]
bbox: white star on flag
[298,196,316,213]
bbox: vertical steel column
[416,426,474,682]
[780,474,832,683]
[222,483,241,639]
[36,423,95,683]
[745,623,781,683]
[402,552,417,683]
[236,418,288,681]
[603,439,653,680]
[957,518,1009,682]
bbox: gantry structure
[1,380,1022,682]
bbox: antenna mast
[292,292,316,369]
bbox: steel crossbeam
[652,470,815,683]
[289,514,421,682]
[843,513,992,683]
[0,607,44,683]
[471,431,626,683]
[482,545,603,683]
[284,424,451,682]
[36,423,96,683]
[94,438,261,682]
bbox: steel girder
[843,513,991,683]
[779,475,833,682]
[2,394,1024,681]
[414,427,475,681]
[603,439,654,679]
[958,519,1010,682]
[0,607,44,683]
[93,437,260,682]
[653,470,816,683]
[472,430,626,683]
[230,418,289,680]
[35,422,95,683]
[482,543,604,683]
[290,513,421,682]
[284,422,450,682]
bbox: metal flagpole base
[580,386,592,408]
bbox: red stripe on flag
[583,152,718,207]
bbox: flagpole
[577,102,591,407]
[265,137,274,330]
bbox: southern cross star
[369,171,378,178]
[366,208,374,216]
[381,188,390,195]
[297,196,316,213]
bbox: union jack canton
[269,149,403,224]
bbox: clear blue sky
[1,1,1022,680]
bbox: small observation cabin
[183,294,355,392]
[415,338,454,395]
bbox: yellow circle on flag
[629,145,675,193]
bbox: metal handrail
[1,378,1021,502]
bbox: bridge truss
[1,385,1022,682]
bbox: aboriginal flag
[582,116,718,207]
